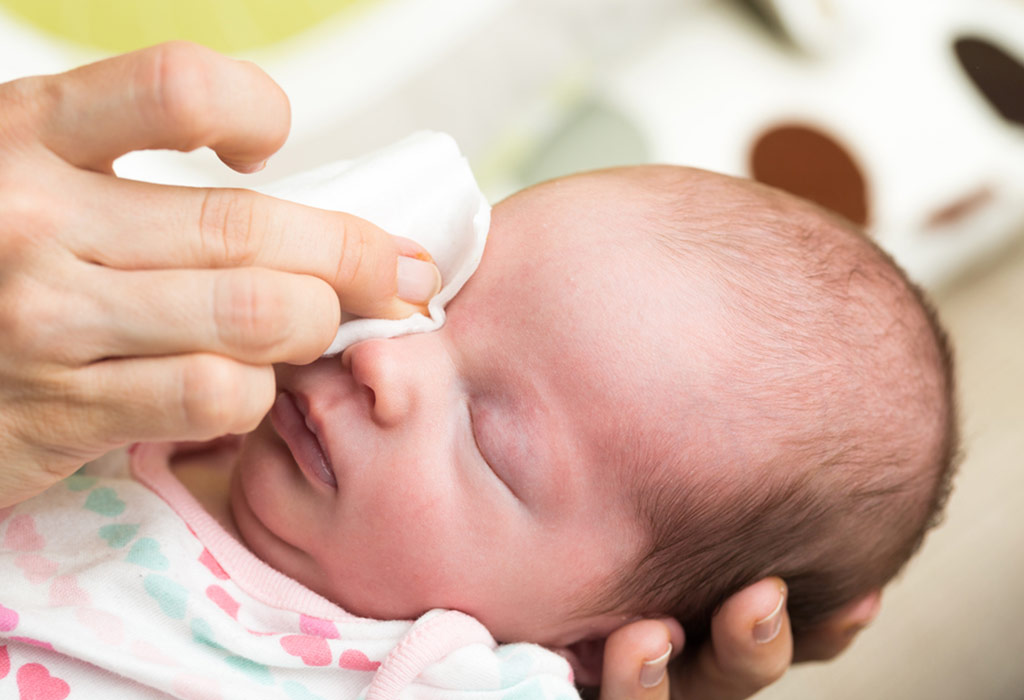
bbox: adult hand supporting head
[599,578,882,700]
[0,42,441,508]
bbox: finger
[679,579,792,700]
[793,590,882,663]
[35,41,289,173]
[70,173,440,319]
[79,266,341,365]
[599,619,681,700]
[80,354,276,444]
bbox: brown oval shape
[955,36,1024,126]
[749,124,869,226]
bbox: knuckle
[197,188,263,266]
[0,184,63,244]
[0,279,54,355]
[0,76,49,143]
[0,208,39,262]
[213,269,290,354]
[179,355,244,434]
[331,214,369,291]
[145,41,216,149]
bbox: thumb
[333,217,441,320]
[599,619,683,700]
[679,578,792,700]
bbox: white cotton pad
[259,132,490,356]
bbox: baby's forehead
[479,183,742,426]
[478,168,749,374]
[488,174,681,280]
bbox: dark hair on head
[576,167,960,654]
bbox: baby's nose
[340,339,415,427]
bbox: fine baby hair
[564,165,958,655]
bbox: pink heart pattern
[299,615,339,639]
[198,549,229,580]
[48,575,91,607]
[172,673,223,700]
[4,515,45,552]
[280,635,331,667]
[0,604,18,632]
[0,645,9,679]
[205,586,239,620]
[14,555,58,585]
[131,639,178,667]
[16,663,70,700]
[338,649,381,672]
[75,608,125,646]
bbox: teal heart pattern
[283,680,326,700]
[98,524,139,548]
[224,656,274,685]
[127,538,169,570]
[144,574,188,620]
[191,617,222,650]
[84,488,126,517]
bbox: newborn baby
[0,165,957,698]
[186,165,957,667]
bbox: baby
[0,165,957,698]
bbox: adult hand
[0,42,441,508]
[599,578,882,700]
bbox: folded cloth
[260,131,491,356]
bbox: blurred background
[1,0,1021,697]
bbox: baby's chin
[225,452,256,551]
[224,429,281,558]
[224,431,333,592]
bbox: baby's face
[229,174,719,645]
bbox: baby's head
[555,168,958,656]
[228,166,957,680]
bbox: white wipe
[259,132,490,356]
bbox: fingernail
[242,159,268,173]
[639,643,672,689]
[392,234,435,262]
[225,159,268,173]
[753,583,787,644]
[396,256,442,304]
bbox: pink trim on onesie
[129,442,361,622]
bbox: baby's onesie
[0,445,578,699]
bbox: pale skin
[0,42,877,699]
[179,172,884,689]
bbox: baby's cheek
[314,528,449,621]
[336,482,469,612]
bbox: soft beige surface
[758,237,1024,699]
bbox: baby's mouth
[269,391,338,489]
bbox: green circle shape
[0,0,369,53]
